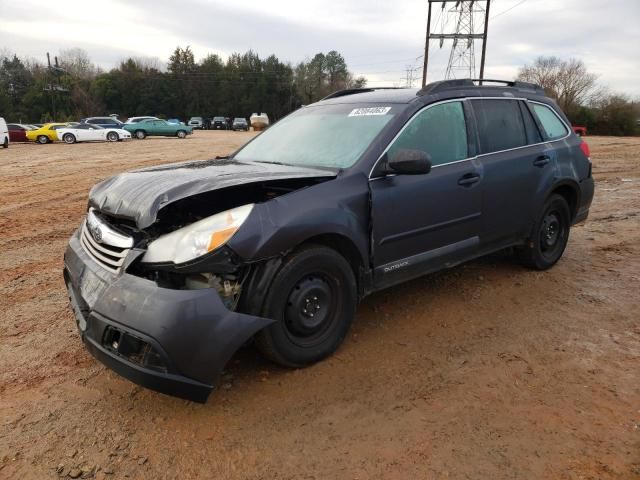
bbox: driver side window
[388,101,468,167]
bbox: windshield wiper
[252,160,292,166]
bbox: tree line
[1,48,637,136]
[0,47,366,123]
[517,56,639,136]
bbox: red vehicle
[572,125,587,136]
[8,123,34,142]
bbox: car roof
[314,79,550,106]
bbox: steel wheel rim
[283,274,339,346]
[539,210,566,259]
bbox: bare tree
[518,56,600,114]
[58,48,99,79]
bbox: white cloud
[1,0,638,96]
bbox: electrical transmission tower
[421,0,491,87]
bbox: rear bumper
[574,176,595,224]
[63,229,273,402]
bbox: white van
[0,117,8,148]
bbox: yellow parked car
[26,123,69,144]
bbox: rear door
[470,98,555,245]
[370,100,483,288]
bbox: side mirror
[387,149,432,175]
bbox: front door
[370,100,483,288]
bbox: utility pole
[402,65,421,88]
[421,0,491,87]
[44,52,68,120]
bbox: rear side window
[472,99,527,154]
[519,102,542,144]
[531,103,568,140]
[388,101,468,167]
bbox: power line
[491,0,527,19]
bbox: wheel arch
[549,180,580,222]
[296,233,365,287]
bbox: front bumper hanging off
[63,229,273,402]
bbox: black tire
[63,133,76,144]
[177,130,187,139]
[254,245,357,368]
[2,138,7,148]
[37,135,49,144]
[135,130,146,140]
[107,131,119,142]
[517,194,571,270]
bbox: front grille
[80,221,131,273]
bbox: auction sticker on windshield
[348,106,392,117]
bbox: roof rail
[417,79,475,96]
[472,79,545,94]
[321,87,405,101]
[417,78,544,96]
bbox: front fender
[228,174,370,267]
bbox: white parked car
[188,117,204,129]
[57,124,131,144]
[125,116,159,124]
[0,117,9,148]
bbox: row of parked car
[0,116,199,145]
[2,114,254,147]
[187,116,250,131]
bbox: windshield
[234,104,396,169]
[214,117,225,121]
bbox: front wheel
[37,135,49,144]
[107,131,119,142]
[63,133,76,144]
[177,130,187,139]
[254,245,357,367]
[2,138,7,148]
[517,194,571,270]
[135,130,146,140]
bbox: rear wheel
[107,131,119,142]
[63,133,76,144]
[135,130,146,140]
[254,245,357,367]
[37,135,49,144]
[517,194,571,270]
[2,138,7,148]
[177,130,187,139]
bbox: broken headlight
[141,204,254,264]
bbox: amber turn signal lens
[207,227,238,252]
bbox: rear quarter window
[531,103,569,140]
[472,99,527,154]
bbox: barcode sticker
[348,107,392,117]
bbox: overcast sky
[1,0,639,96]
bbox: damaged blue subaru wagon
[64,79,594,402]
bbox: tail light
[579,140,591,159]
[579,140,592,177]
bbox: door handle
[458,173,480,187]
[533,155,550,167]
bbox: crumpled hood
[88,159,337,228]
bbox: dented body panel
[64,229,274,402]
[88,159,337,228]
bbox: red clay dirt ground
[0,133,638,479]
